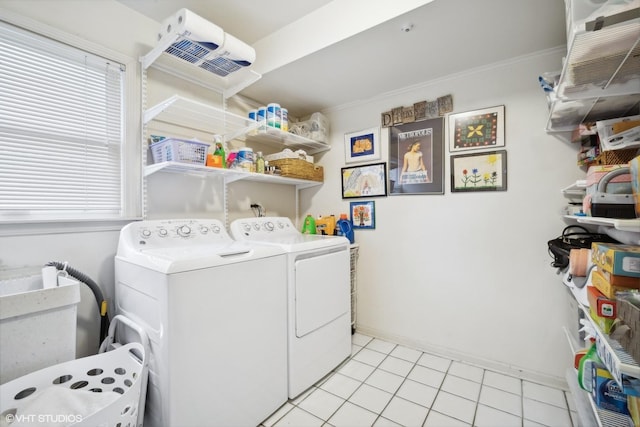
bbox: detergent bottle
[336,213,354,243]
[301,214,316,234]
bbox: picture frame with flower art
[450,150,507,192]
[350,201,375,229]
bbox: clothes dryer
[115,219,287,427]
[230,216,351,398]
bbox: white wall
[0,0,582,386]
[304,49,584,386]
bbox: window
[0,20,140,224]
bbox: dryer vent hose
[45,261,111,346]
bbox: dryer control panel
[230,216,296,238]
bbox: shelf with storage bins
[144,161,323,190]
[564,281,638,427]
[544,9,640,134]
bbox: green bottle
[213,137,226,168]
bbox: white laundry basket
[0,315,149,427]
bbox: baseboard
[354,325,568,391]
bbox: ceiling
[117,0,567,117]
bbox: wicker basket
[592,147,640,166]
[268,158,324,182]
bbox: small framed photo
[344,127,381,163]
[341,162,387,199]
[450,150,507,192]
[448,105,505,152]
[350,201,375,229]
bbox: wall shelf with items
[544,9,640,133]
[144,161,323,190]
[564,282,638,427]
[144,95,257,142]
[241,127,331,155]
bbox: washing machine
[114,219,287,427]
[230,216,351,398]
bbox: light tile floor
[263,333,577,427]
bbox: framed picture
[350,201,375,229]
[450,150,507,192]
[341,162,387,199]
[344,127,381,163]
[388,117,444,195]
[448,105,505,152]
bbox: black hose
[45,261,111,346]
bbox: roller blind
[0,21,125,222]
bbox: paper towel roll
[162,8,224,51]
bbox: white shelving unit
[545,9,640,134]
[144,161,322,190]
[564,282,638,427]
[139,22,331,220]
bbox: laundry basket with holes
[0,315,149,427]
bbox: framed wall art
[388,117,444,195]
[350,201,375,229]
[450,150,507,192]
[344,127,381,163]
[448,105,505,152]
[341,162,387,199]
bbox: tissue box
[592,363,630,415]
[587,285,617,318]
[592,243,640,278]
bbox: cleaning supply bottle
[301,214,316,234]
[255,151,265,174]
[213,135,226,168]
[336,213,354,243]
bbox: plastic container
[267,103,280,129]
[301,215,316,234]
[255,151,265,174]
[149,138,209,165]
[0,268,80,384]
[337,214,355,244]
[0,315,149,427]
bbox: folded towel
[1,386,120,426]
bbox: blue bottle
[336,213,354,244]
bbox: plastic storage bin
[150,138,209,165]
[0,315,149,427]
[0,269,80,384]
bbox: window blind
[0,21,125,222]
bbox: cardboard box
[592,270,637,299]
[587,285,617,318]
[590,304,614,334]
[599,269,640,288]
[592,363,630,415]
[592,243,640,278]
[596,115,640,152]
[630,154,640,218]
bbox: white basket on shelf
[149,138,209,165]
[0,315,149,427]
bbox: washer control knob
[158,228,168,237]
[177,225,191,237]
[253,222,260,231]
[264,221,274,231]
[199,226,209,234]
[140,229,152,238]
[211,225,221,234]
[242,223,251,232]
